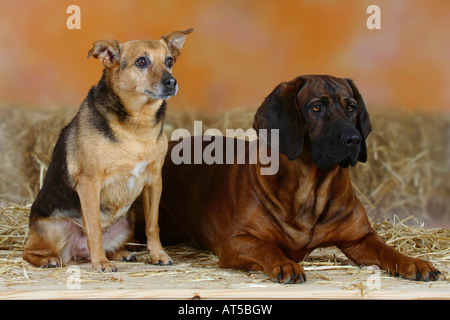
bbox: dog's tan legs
[22,217,77,268]
[106,249,136,262]
[77,176,117,272]
[22,226,62,268]
[143,180,172,265]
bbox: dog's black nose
[341,130,361,147]
[163,76,177,89]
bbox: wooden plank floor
[1,287,450,300]
[0,248,449,300]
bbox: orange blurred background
[0,0,449,112]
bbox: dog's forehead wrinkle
[122,40,167,62]
[298,81,354,120]
[323,80,337,98]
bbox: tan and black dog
[22,28,194,272]
[137,75,440,283]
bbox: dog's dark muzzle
[311,123,362,168]
[340,126,361,149]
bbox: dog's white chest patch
[128,160,148,190]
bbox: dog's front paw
[107,249,137,262]
[92,260,118,273]
[148,250,173,266]
[387,257,440,281]
[268,261,306,284]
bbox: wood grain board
[0,248,449,300]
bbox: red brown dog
[135,75,440,283]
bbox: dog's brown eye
[312,104,321,112]
[348,104,355,112]
[165,57,174,68]
[135,57,148,68]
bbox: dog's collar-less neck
[100,70,167,125]
[253,152,347,215]
[95,72,130,123]
[84,73,130,142]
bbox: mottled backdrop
[0,0,449,112]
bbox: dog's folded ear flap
[161,28,194,61]
[87,39,121,68]
[253,77,305,161]
[345,79,372,163]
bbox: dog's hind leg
[22,219,70,268]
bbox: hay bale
[0,107,76,203]
[0,202,448,264]
[351,111,450,227]
[0,203,30,250]
[0,106,449,227]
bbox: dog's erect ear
[345,79,372,163]
[87,39,121,68]
[253,77,305,161]
[161,28,194,61]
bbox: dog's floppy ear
[345,79,372,163]
[161,28,194,61]
[87,39,121,68]
[253,77,305,161]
